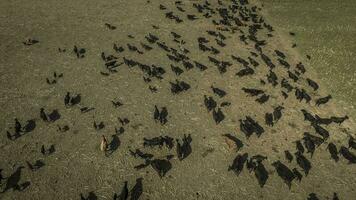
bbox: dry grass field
[0,0,355,200]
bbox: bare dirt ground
[0,0,355,200]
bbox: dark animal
[228,153,248,176]
[248,57,259,67]
[204,95,217,112]
[64,92,81,107]
[218,61,232,74]
[64,92,70,106]
[315,115,333,125]
[134,159,153,171]
[187,14,198,20]
[26,160,45,171]
[295,88,310,102]
[349,136,356,150]
[0,166,25,193]
[295,140,305,154]
[159,107,168,125]
[284,151,293,163]
[292,168,302,182]
[153,106,168,125]
[275,50,286,59]
[123,57,137,67]
[281,78,293,92]
[41,144,55,156]
[115,127,125,135]
[105,23,116,30]
[167,54,180,63]
[211,86,226,97]
[154,105,160,121]
[145,33,159,43]
[182,61,194,70]
[307,193,319,200]
[333,193,339,200]
[327,143,339,162]
[130,178,143,200]
[272,161,295,189]
[273,106,284,122]
[198,43,210,52]
[170,80,190,94]
[312,123,329,139]
[267,70,278,86]
[239,116,265,138]
[93,121,105,130]
[208,56,220,65]
[210,46,220,54]
[17,119,35,133]
[301,109,316,123]
[171,31,181,39]
[212,108,225,124]
[80,107,95,113]
[302,136,316,157]
[215,39,226,47]
[306,78,319,91]
[254,162,269,188]
[194,61,207,71]
[236,67,254,77]
[288,71,299,82]
[296,62,306,73]
[150,159,172,178]
[303,132,324,146]
[47,110,60,122]
[73,46,86,58]
[129,149,154,159]
[113,181,128,200]
[278,59,290,68]
[156,42,170,52]
[0,169,3,184]
[207,30,218,37]
[241,88,264,96]
[222,134,244,151]
[265,113,273,127]
[220,101,231,107]
[232,55,249,66]
[112,101,123,108]
[330,115,349,125]
[40,108,48,122]
[256,94,269,104]
[176,134,192,161]
[171,65,184,76]
[198,37,209,43]
[140,43,152,51]
[23,38,39,46]
[107,135,120,154]
[159,4,166,10]
[143,136,173,149]
[295,152,311,176]
[339,146,356,163]
[260,53,275,69]
[113,44,125,53]
[14,118,22,134]
[315,95,332,106]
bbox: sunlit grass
[260,0,356,115]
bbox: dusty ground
[0,0,355,200]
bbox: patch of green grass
[260,0,356,117]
